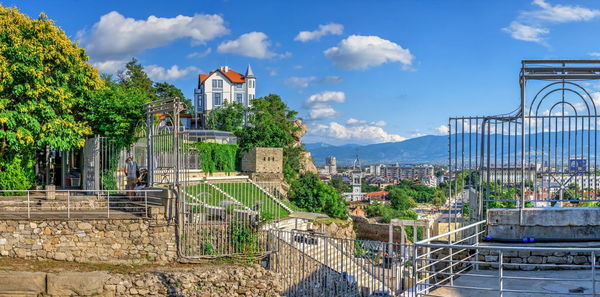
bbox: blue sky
[5,0,600,145]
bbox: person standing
[125,157,138,194]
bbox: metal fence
[265,229,415,297]
[413,220,600,296]
[449,60,600,222]
[0,189,163,219]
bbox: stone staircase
[272,229,394,295]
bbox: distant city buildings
[194,65,256,128]
[381,164,435,183]
[320,156,337,175]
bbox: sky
[5,0,600,145]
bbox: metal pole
[27,191,30,219]
[145,191,148,218]
[107,192,110,218]
[67,191,70,219]
[499,250,504,297]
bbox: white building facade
[194,65,256,127]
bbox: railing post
[27,191,30,219]
[107,192,110,218]
[499,250,504,297]
[593,251,596,296]
[145,191,148,218]
[67,191,71,219]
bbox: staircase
[271,229,395,295]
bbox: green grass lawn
[184,182,291,219]
[213,183,291,219]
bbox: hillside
[305,135,448,165]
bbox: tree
[289,172,349,219]
[330,175,351,194]
[118,58,155,98]
[155,81,193,112]
[238,94,305,181]
[0,7,103,189]
[389,188,417,210]
[206,102,246,134]
[81,77,149,149]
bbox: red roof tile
[199,69,246,85]
[365,191,388,197]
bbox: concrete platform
[430,269,600,297]
[487,207,600,240]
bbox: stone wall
[0,206,177,264]
[0,265,282,297]
[353,216,406,243]
[478,248,596,270]
[241,147,283,173]
[311,218,356,239]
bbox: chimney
[220,66,229,72]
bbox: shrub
[0,154,35,195]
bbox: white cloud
[294,23,344,42]
[81,11,228,60]
[305,91,346,105]
[502,22,549,43]
[346,118,366,125]
[93,59,127,74]
[312,122,406,144]
[590,53,600,57]
[504,0,600,44]
[527,0,600,23]
[436,125,449,135]
[373,120,386,127]
[217,32,289,59]
[285,76,317,88]
[346,118,386,127]
[321,76,344,83]
[308,104,338,120]
[324,35,414,70]
[145,65,199,81]
[304,91,345,120]
[187,48,212,59]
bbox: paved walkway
[430,269,600,297]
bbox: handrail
[416,220,485,244]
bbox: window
[213,93,222,106]
[249,94,255,101]
[249,80,254,88]
[236,93,243,104]
[212,79,223,88]
[235,83,243,88]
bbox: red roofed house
[194,65,256,128]
[365,191,390,204]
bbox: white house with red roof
[193,65,256,127]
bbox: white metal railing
[0,189,164,219]
[414,220,600,297]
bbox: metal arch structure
[448,60,600,224]
[144,97,187,187]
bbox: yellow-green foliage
[0,6,103,155]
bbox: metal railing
[414,220,600,296]
[0,189,164,219]
[265,229,415,297]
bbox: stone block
[527,256,543,264]
[47,272,109,296]
[0,271,45,294]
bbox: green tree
[154,81,193,112]
[0,6,103,189]
[118,58,155,98]
[239,94,305,181]
[389,188,417,210]
[289,172,349,219]
[206,102,246,134]
[330,175,351,194]
[81,77,149,148]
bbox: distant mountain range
[304,135,448,166]
[305,131,600,166]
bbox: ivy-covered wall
[192,143,239,173]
